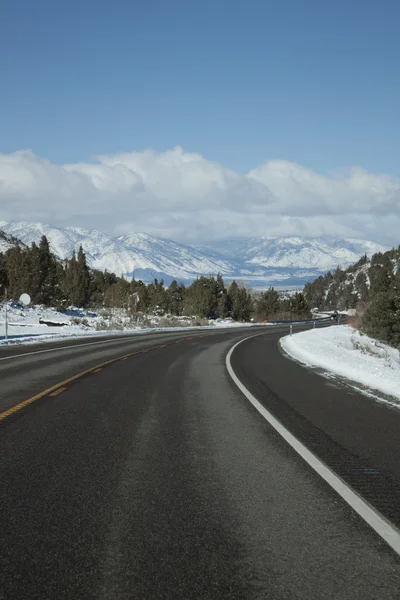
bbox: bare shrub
[70,316,89,327]
[95,320,124,331]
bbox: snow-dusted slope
[0,222,234,282]
[240,237,388,269]
[2,222,80,258]
[0,221,388,286]
[118,233,234,278]
[199,237,388,270]
[0,229,25,253]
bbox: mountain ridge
[0,221,389,288]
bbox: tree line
[303,247,400,347]
[0,234,313,323]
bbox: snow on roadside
[0,303,257,346]
[280,325,400,405]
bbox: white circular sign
[19,293,31,306]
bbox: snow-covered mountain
[198,237,388,270]
[0,221,389,287]
[0,222,234,284]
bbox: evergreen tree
[63,247,90,307]
[369,263,392,295]
[227,281,239,319]
[235,286,253,321]
[34,235,59,304]
[215,274,230,318]
[363,291,400,348]
[325,287,338,310]
[167,280,185,316]
[256,287,280,319]
[289,292,311,319]
[147,279,168,313]
[4,246,31,299]
[354,271,369,303]
[304,276,325,309]
[0,253,8,297]
[136,282,151,313]
[184,276,219,319]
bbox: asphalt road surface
[0,326,399,599]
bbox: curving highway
[0,325,399,599]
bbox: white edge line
[226,334,400,557]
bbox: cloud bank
[0,147,399,244]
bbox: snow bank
[0,303,257,347]
[280,325,400,403]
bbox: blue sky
[1,0,399,175]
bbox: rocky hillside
[304,246,400,347]
[0,230,25,253]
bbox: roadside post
[5,289,8,343]
[313,320,316,329]
[290,324,293,336]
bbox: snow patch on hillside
[280,325,400,406]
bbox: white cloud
[0,147,399,244]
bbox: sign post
[5,289,8,343]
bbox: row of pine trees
[0,234,311,322]
[3,234,396,344]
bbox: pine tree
[227,281,239,319]
[256,287,280,320]
[369,263,392,296]
[63,247,90,307]
[147,279,168,314]
[354,271,369,303]
[0,253,8,297]
[290,292,311,319]
[167,280,185,316]
[304,276,325,309]
[39,236,56,302]
[4,246,31,299]
[235,286,253,321]
[364,291,400,348]
[136,282,151,313]
[184,276,218,319]
[215,274,230,318]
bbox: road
[0,326,399,599]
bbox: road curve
[0,326,399,599]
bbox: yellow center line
[49,387,67,397]
[0,335,203,423]
[1,349,139,422]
